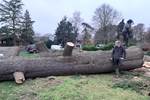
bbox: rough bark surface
[36,41,49,52]
[63,42,75,56]
[0,47,20,60]
[0,46,144,81]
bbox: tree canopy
[0,0,24,45]
[54,17,77,47]
[0,0,35,46]
[21,10,35,45]
[93,4,120,44]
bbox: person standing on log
[117,19,125,40]
[122,19,134,47]
[112,40,126,77]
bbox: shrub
[82,43,114,51]
[98,43,114,51]
[82,45,99,51]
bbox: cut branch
[63,42,75,56]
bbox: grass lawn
[0,72,150,100]
[19,51,40,58]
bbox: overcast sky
[3,0,150,34]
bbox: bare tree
[70,11,83,41]
[93,4,120,29]
[70,12,83,30]
[93,4,120,44]
[94,24,117,44]
[133,23,144,42]
[82,22,94,45]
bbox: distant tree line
[54,4,120,46]
[54,3,150,48]
[0,0,34,46]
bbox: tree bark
[35,41,49,52]
[0,47,20,60]
[0,46,144,81]
[63,42,75,56]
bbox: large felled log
[0,46,144,81]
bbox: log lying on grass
[0,46,144,81]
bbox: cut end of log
[67,42,75,47]
[13,72,25,84]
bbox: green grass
[19,51,40,58]
[0,73,149,100]
[82,43,114,51]
[82,45,99,51]
[98,42,114,51]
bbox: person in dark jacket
[122,19,134,47]
[117,19,125,40]
[112,40,126,76]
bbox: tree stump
[63,42,75,56]
[36,41,49,52]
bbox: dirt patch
[42,76,64,87]
[19,91,38,100]
[16,76,64,100]
[31,76,64,89]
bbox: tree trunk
[36,41,49,52]
[0,47,20,60]
[0,46,144,81]
[12,16,17,46]
[63,42,75,56]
